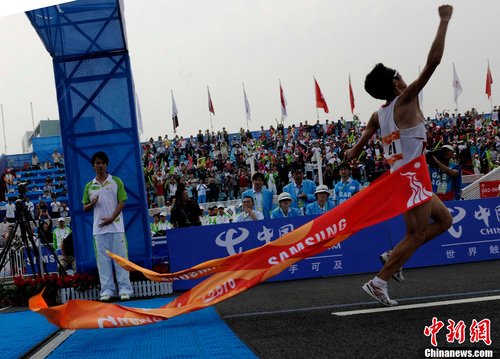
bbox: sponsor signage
[163,198,500,290]
[479,180,500,198]
[24,246,58,274]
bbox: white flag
[171,90,179,132]
[243,84,251,122]
[452,63,463,104]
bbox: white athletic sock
[372,276,387,287]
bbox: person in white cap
[52,217,75,272]
[305,185,335,215]
[216,204,232,224]
[157,211,172,235]
[271,192,301,219]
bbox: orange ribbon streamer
[30,155,432,329]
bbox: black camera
[18,182,28,196]
[426,149,444,166]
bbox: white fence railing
[59,280,173,303]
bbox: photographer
[428,145,462,201]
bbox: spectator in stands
[0,217,10,244]
[31,152,40,169]
[306,185,335,215]
[52,149,63,168]
[24,197,35,218]
[59,202,69,217]
[4,170,14,193]
[39,199,48,212]
[38,219,52,244]
[50,195,61,218]
[206,205,218,225]
[82,151,133,302]
[238,168,250,194]
[428,145,462,201]
[334,163,362,206]
[207,177,220,202]
[153,171,166,208]
[52,218,75,272]
[197,180,208,204]
[42,160,52,169]
[283,167,317,214]
[199,205,208,225]
[5,199,16,223]
[168,177,178,199]
[170,188,202,228]
[233,195,264,222]
[271,192,301,219]
[216,204,232,224]
[157,212,172,234]
[42,190,52,200]
[150,214,160,237]
[242,172,274,219]
[364,154,377,182]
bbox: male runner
[346,5,454,306]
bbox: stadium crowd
[142,107,500,226]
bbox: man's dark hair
[252,172,265,181]
[91,151,109,165]
[338,162,351,171]
[243,195,255,203]
[365,63,397,101]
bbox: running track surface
[217,260,500,359]
[2,260,499,358]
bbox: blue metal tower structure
[26,0,151,273]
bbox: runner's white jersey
[378,96,426,172]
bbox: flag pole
[30,101,35,131]
[1,104,6,154]
[243,83,249,131]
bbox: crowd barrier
[155,197,500,290]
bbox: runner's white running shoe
[362,280,398,307]
[380,251,405,282]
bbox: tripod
[0,200,66,278]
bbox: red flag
[314,77,329,113]
[279,80,287,118]
[486,62,493,99]
[207,86,215,115]
[349,73,355,114]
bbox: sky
[0,0,498,154]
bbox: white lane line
[0,306,12,312]
[28,329,75,359]
[332,295,500,316]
